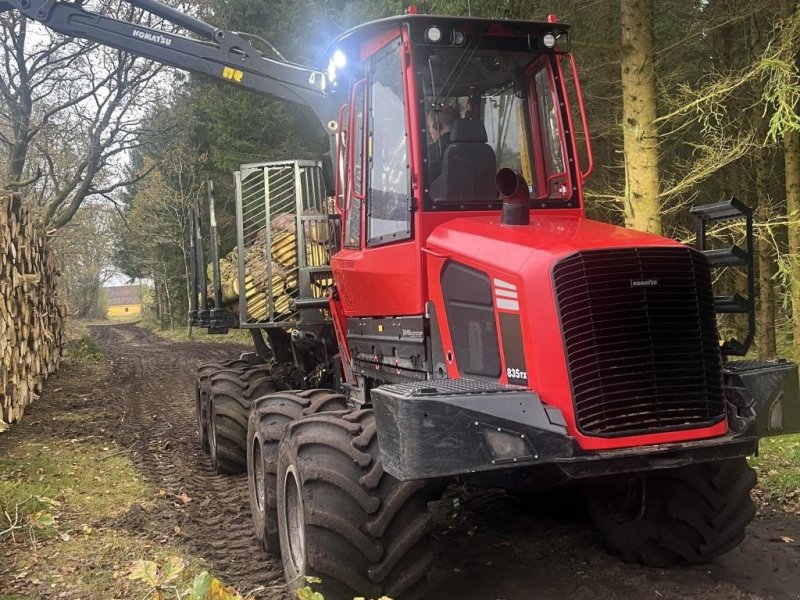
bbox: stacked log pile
[0,191,65,427]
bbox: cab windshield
[418,44,571,208]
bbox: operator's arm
[1,0,337,130]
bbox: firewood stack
[0,191,65,427]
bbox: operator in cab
[426,104,458,180]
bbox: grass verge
[0,434,243,599]
[752,433,800,512]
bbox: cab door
[331,31,424,317]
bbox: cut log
[209,209,333,322]
[0,190,65,428]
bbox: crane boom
[0,0,338,131]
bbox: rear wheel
[195,356,254,452]
[276,409,432,599]
[247,389,347,554]
[585,457,756,566]
[208,365,276,473]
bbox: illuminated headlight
[452,30,465,46]
[326,50,346,83]
[425,25,443,43]
[332,49,346,69]
[542,33,557,48]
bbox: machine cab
[327,15,591,318]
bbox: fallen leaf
[175,493,192,504]
[781,536,795,543]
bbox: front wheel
[276,409,432,599]
[585,457,757,567]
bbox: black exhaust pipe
[496,168,530,226]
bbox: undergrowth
[139,319,252,345]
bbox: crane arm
[1,0,338,131]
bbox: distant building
[105,285,142,318]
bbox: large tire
[195,356,254,452]
[209,366,276,474]
[585,457,756,567]
[276,409,432,599]
[247,390,348,555]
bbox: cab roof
[327,14,570,58]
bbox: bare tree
[0,8,164,228]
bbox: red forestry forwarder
[6,0,800,596]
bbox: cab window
[345,81,366,249]
[367,40,411,246]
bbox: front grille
[553,247,725,437]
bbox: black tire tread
[247,390,347,554]
[209,366,276,474]
[278,409,432,599]
[586,457,756,567]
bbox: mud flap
[724,360,800,438]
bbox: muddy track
[87,324,284,596]
[10,323,800,599]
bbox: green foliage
[130,558,253,600]
[751,434,800,508]
[69,334,103,362]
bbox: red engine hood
[423,214,728,452]
[425,215,684,267]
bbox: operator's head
[427,104,458,141]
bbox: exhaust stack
[496,168,530,226]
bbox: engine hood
[425,215,684,270]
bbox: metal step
[690,196,751,223]
[714,294,750,313]
[704,245,748,268]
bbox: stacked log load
[0,191,65,427]
[212,211,334,322]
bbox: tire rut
[88,324,285,598]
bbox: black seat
[430,119,497,205]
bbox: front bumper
[371,361,799,482]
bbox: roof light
[425,26,443,43]
[332,49,346,69]
[542,33,556,48]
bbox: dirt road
[13,323,800,599]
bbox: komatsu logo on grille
[132,29,172,46]
[630,278,659,288]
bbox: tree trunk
[755,142,777,359]
[163,260,174,330]
[785,130,800,362]
[619,0,662,234]
[781,0,800,362]
[182,242,193,340]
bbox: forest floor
[2,322,800,600]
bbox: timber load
[0,191,65,428]
[211,211,334,322]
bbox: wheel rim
[603,477,646,524]
[252,438,265,512]
[209,406,218,463]
[196,389,205,444]
[283,465,306,575]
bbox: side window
[345,81,366,249]
[532,65,568,197]
[367,41,410,246]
